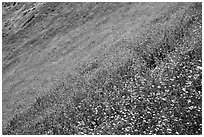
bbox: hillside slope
[2,2,202,135]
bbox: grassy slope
[2,2,201,134]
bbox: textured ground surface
[2,2,202,135]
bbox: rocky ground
[2,2,202,135]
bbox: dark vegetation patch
[79,62,100,76]
[2,2,18,9]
